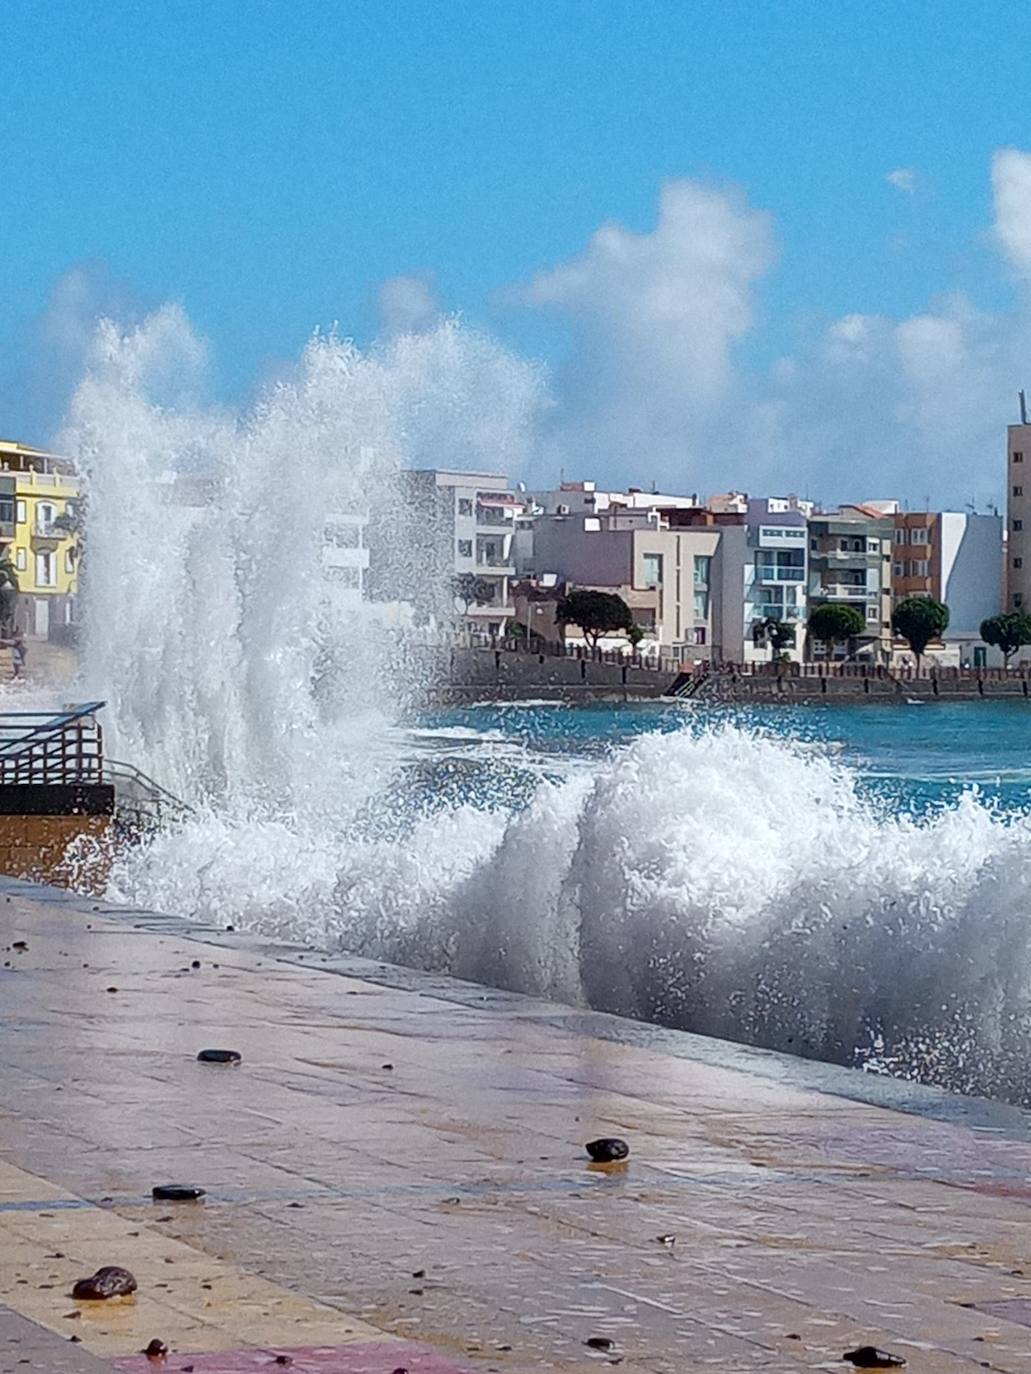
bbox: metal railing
[0,701,190,828]
[0,702,105,785]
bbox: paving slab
[4,879,1031,1370]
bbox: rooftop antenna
[1021,390,1028,425]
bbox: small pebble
[105,987,118,994]
[843,1349,907,1369]
[412,1269,426,1278]
[72,1266,137,1300]
[12,941,27,951]
[585,1138,629,1163]
[152,1185,206,1202]
[190,960,201,969]
[196,1048,242,1065]
[382,1062,394,1071]
[585,1336,614,1350]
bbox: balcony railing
[756,565,805,583]
[476,508,514,527]
[32,522,62,539]
[476,556,514,571]
[820,583,872,599]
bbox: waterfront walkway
[3,888,1031,1370]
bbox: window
[0,497,13,526]
[15,501,25,524]
[909,528,928,544]
[1016,520,1024,532]
[15,549,25,572]
[1016,558,1024,569]
[37,502,55,528]
[457,539,472,557]
[866,539,879,553]
[893,562,904,576]
[1015,486,1024,497]
[642,553,663,587]
[690,626,706,646]
[1016,452,1025,463]
[35,551,55,588]
[866,606,879,622]
[693,555,711,587]
[693,591,709,620]
[1017,594,1025,607]
[457,498,473,516]
[64,549,75,573]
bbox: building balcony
[756,604,802,621]
[475,509,515,528]
[820,583,873,600]
[755,565,805,583]
[31,522,62,541]
[476,558,515,574]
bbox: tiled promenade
[4,885,1031,1371]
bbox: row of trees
[808,598,1031,668]
[458,573,1031,669]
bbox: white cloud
[992,149,1031,277]
[376,274,440,336]
[886,168,916,194]
[511,178,775,477]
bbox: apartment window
[35,551,55,588]
[866,606,879,622]
[642,553,663,587]
[893,561,904,576]
[693,591,709,620]
[1016,558,1024,569]
[15,549,25,572]
[690,627,706,646]
[64,549,75,574]
[909,528,928,544]
[866,539,879,553]
[693,555,711,587]
[0,497,13,526]
[457,498,473,516]
[37,502,55,528]
[1015,486,1024,497]
[1016,520,1025,532]
[457,539,472,557]
[1016,452,1025,463]
[15,501,25,524]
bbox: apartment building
[893,510,1002,663]
[742,498,808,662]
[807,505,895,660]
[522,504,747,662]
[0,440,79,639]
[380,469,518,632]
[1007,417,1031,612]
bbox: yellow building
[0,440,79,639]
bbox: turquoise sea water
[418,698,1031,815]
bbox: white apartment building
[394,469,519,632]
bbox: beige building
[1007,420,1031,611]
[519,505,748,662]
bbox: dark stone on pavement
[844,1348,907,1368]
[71,1266,138,1300]
[585,1138,629,1162]
[144,1337,169,1361]
[585,1336,614,1350]
[196,1048,242,1064]
[152,1184,206,1202]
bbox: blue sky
[3,0,1031,503]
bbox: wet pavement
[3,883,1031,1370]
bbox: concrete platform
[3,884,1031,1371]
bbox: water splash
[55,303,1031,1107]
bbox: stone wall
[0,784,115,890]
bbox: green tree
[763,618,796,655]
[892,596,949,673]
[808,603,866,659]
[980,610,1031,665]
[555,588,634,649]
[0,555,18,633]
[626,623,646,648]
[452,573,495,615]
